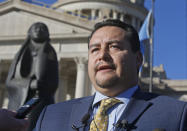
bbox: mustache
[94,61,116,71]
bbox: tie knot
[99,98,121,115]
[89,98,121,131]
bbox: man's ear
[136,51,143,70]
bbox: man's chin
[96,77,118,88]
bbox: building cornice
[0,32,89,42]
[0,0,95,31]
[140,77,187,92]
[52,0,147,15]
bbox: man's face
[88,26,142,96]
[29,23,49,43]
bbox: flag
[139,10,152,54]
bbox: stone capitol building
[0,0,187,108]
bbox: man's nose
[98,48,111,61]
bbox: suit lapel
[116,90,153,131]
[70,96,94,131]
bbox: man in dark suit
[34,19,187,131]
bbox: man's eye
[110,45,121,50]
[90,48,99,53]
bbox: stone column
[91,9,96,19]
[113,10,118,19]
[74,57,88,98]
[98,10,102,19]
[120,13,124,21]
[0,60,3,107]
[76,10,81,17]
[55,59,67,102]
[55,76,68,102]
[0,60,8,108]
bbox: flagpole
[149,0,155,92]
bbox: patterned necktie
[89,98,121,131]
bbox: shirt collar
[92,85,138,108]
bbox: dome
[52,0,148,31]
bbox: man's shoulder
[46,95,94,110]
[34,96,94,131]
[136,90,187,106]
[153,94,187,107]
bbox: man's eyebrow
[88,43,100,49]
[88,40,121,49]
[106,40,120,44]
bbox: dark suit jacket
[34,90,187,131]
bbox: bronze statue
[6,22,59,131]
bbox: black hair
[88,19,140,53]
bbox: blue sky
[145,0,187,79]
[0,0,186,79]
